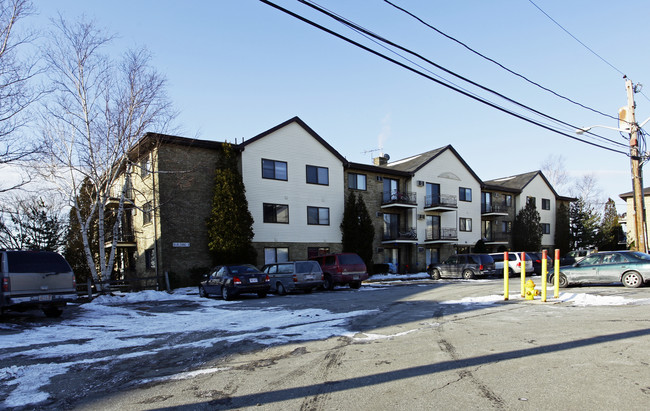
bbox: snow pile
[440,292,650,306]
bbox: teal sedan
[550,251,650,288]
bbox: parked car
[199,264,270,300]
[427,254,496,280]
[550,250,650,288]
[560,249,597,266]
[527,252,554,275]
[309,253,368,290]
[1,250,77,318]
[261,260,324,295]
[489,252,533,275]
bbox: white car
[489,252,534,275]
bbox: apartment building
[106,117,571,283]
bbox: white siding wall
[518,175,556,247]
[409,150,482,248]
[241,122,344,243]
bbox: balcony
[381,191,417,209]
[105,229,136,248]
[481,203,510,216]
[424,227,458,244]
[424,194,457,212]
[107,186,135,206]
[382,226,418,244]
[483,231,510,244]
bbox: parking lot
[2,277,650,410]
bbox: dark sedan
[199,264,270,300]
[550,251,650,288]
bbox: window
[348,173,367,190]
[505,195,512,207]
[264,247,289,264]
[145,248,156,269]
[459,217,472,232]
[308,247,330,259]
[263,203,289,223]
[502,221,512,233]
[542,223,551,234]
[542,198,551,210]
[459,187,472,202]
[307,206,330,225]
[143,201,153,225]
[426,215,440,240]
[306,165,329,185]
[262,159,288,181]
[140,156,151,178]
[527,196,536,207]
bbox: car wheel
[429,268,441,280]
[622,271,643,288]
[558,274,569,288]
[350,281,361,289]
[222,287,232,301]
[462,269,475,280]
[199,286,208,298]
[43,306,63,318]
[258,291,267,298]
[323,275,334,291]
[276,282,287,295]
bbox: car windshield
[7,251,72,273]
[228,265,261,275]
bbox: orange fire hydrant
[524,279,540,300]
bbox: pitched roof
[240,116,347,163]
[483,170,572,200]
[619,187,650,199]
[379,145,483,183]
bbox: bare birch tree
[40,16,175,290]
[0,0,43,193]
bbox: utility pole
[625,78,647,253]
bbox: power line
[527,0,627,77]
[259,0,629,156]
[299,0,627,150]
[383,0,620,123]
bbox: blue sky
[31,1,650,211]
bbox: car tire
[350,281,361,289]
[199,286,208,298]
[323,275,334,291]
[258,291,267,298]
[622,271,643,288]
[462,269,475,280]
[43,306,63,318]
[222,287,232,301]
[429,268,441,280]
[558,274,569,288]
[276,283,287,296]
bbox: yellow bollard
[503,252,509,301]
[541,249,548,302]
[520,251,527,298]
[554,249,560,298]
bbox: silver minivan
[490,252,534,275]
[261,261,324,295]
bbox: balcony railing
[108,186,134,201]
[381,191,417,206]
[383,226,417,241]
[425,227,458,241]
[424,194,457,209]
[483,231,510,243]
[106,229,136,244]
[481,203,510,214]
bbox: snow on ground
[2,280,649,408]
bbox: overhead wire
[259,0,629,156]
[383,0,620,123]
[298,0,627,150]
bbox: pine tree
[554,202,570,253]
[206,144,255,264]
[340,192,375,269]
[355,194,375,268]
[569,197,599,249]
[597,198,623,250]
[341,192,359,252]
[512,200,542,251]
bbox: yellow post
[541,249,548,302]
[520,251,526,298]
[554,249,560,298]
[503,252,509,300]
